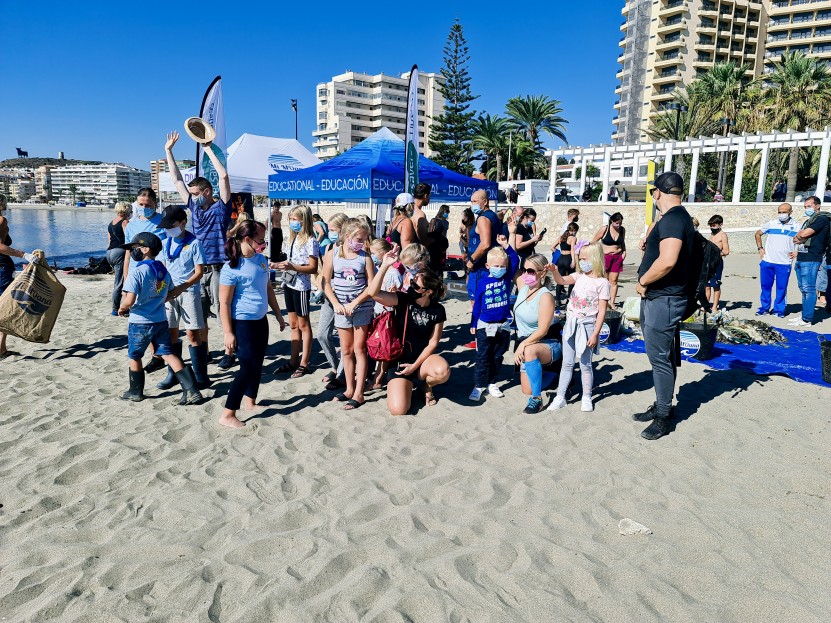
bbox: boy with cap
[155,206,211,391]
[118,232,203,405]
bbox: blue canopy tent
[267,127,497,202]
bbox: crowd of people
[3,132,830,439]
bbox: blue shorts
[467,268,487,300]
[519,339,562,370]
[0,264,14,296]
[708,259,724,289]
[128,321,173,360]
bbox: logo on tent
[268,154,304,172]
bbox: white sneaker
[469,387,486,401]
[787,317,803,324]
[581,397,594,412]
[790,319,811,327]
[487,384,504,397]
[547,395,567,411]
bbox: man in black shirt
[791,196,829,327]
[634,172,695,440]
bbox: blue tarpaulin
[267,128,498,202]
[605,328,831,387]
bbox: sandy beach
[1,253,829,622]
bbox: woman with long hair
[0,195,35,358]
[592,212,626,307]
[218,220,286,428]
[106,201,131,315]
[553,222,579,310]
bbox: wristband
[757,246,763,250]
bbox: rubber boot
[190,342,212,390]
[120,369,145,402]
[157,342,183,389]
[144,355,165,374]
[175,367,204,405]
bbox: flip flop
[343,399,364,411]
[322,372,337,384]
[326,377,347,390]
[290,365,311,379]
[274,362,298,374]
[332,393,351,402]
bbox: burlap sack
[0,250,66,343]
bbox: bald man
[466,190,500,302]
[755,202,799,318]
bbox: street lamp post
[717,117,733,195]
[507,130,513,181]
[669,102,688,141]
[291,99,298,140]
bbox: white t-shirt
[568,273,611,319]
[760,218,799,265]
[284,236,320,291]
[374,267,404,315]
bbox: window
[318,123,327,131]
[318,112,328,119]
[318,88,329,97]
[623,167,633,178]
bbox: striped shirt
[760,218,799,265]
[188,196,231,265]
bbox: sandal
[332,393,351,402]
[322,372,337,384]
[274,362,298,375]
[326,377,346,391]
[290,365,311,379]
[343,398,364,411]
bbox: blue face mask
[142,207,156,219]
[805,208,816,217]
[193,194,206,208]
[289,221,302,232]
[489,266,507,279]
[329,231,339,241]
[471,205,482,216]
[372,255,382,267]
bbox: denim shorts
[519,339,562,370]
[128,321,173,360]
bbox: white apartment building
[614,0,765,144]
[50,164,151,204]
[764,0,831,73]
[10,178,36,201]
[313,70,445,160]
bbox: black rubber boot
[175,367,204,405]
[156,342,183,390]
[120,369,145,402]
[144,355,165,374]
[190,342,212,390]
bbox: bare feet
[241,400,266,415]
[219,410,245,428]
[425,389,437,407]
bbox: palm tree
[509,137,548,180]
[763,51,831,200]
[505,95,568,149]
[471,113,509,180]
[69,183,77,203]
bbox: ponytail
[225,220,265,268]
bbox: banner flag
[404,65,419,194]
[196,76,227,195]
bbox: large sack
[0,250,66,343]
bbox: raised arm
[164,132,191,204]
[368,247,400,308]
[202,141,231,204]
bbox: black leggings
[225,316,269,411]
[555,253,574,306]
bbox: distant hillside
[0,157,103,169]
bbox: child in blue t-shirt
[118,232,202,405]
[469,235,519,401]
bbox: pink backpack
[367,305,409,362]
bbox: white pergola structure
[549,128,831,203]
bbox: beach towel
[0,251,66,343]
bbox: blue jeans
[759,261,791,315]
[817,259,828,294]
[794,261,821,322]
[106,248,126,312]
[128,321,173,360]
[474,327,511,387]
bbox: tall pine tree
[428,19,478,175]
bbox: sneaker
[581,397,594,412]
[790,319,812,327]
[110,310,118,316]
[755,308,769,316]
[469,387,486,401]
[216,353,237,370]
[787,317,802,324]
[775,312,786,318]
[632,403,676,422]
[523,397,544,414]
[641,418,672,440]
[487,384,504,397]
[547,395,567,411]
[464,340,477,349]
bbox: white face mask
[165,226,183,239]
[778,213,791,223]
[579,260,593,273]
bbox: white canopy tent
[549,128,831,203]
[160,133,320,195]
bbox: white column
[688,149,700,203]
[732,137,747,202]
[815,131,831,201]
[579,152,588,194]
[631,154,640,185]
[756,144,770,203]
[549,150,558,201]
[663,142,674,172]
[601,148,612,202]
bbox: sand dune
[1,255,830,622]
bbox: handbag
[367,304,409,362]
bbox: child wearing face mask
[324,218,375,410]
[706,215,730,312]
[469,234,520,401]
[317,213,349,389]
[369,238,401,389]
[547,241,610,412]
[398,243,430,291]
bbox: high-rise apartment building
[613,0,765,144]
[313,70,445,160]
[150,158,196,202]
[50,164,151,204]
[764,0,831,72]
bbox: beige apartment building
[613,0,765,144]
[150,158,196,202]
[764,0,831,72]
[313,70,445,160]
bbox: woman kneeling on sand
[367,245,450,415]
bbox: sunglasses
[522,267,539,275]
[249,237,266,245]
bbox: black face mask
[710,228,720,236]
[407,288,424,302]
[573,217,578,223]
[130,248,145,262]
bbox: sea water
[5,208,114,267]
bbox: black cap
[122,231,163,255]
[160,205,187,229]
[653,172,684,196]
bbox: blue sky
[0,1,622,170]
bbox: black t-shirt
[796,215,830,262]
[393,292,446,363]
[501,222,534,256]
[638,205,695,299]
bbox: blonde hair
[327,212,349,232]
[114,201,131,217]
[355,214,374,240]
[370,238,391,255]
[691,217,700,229]
[486,246,508,264]
[236,211,252,224]
[338,218,371,257]
[289,204,314,246]
[523,253,551,288]
[576,241,606,278]
[399,242,429,266]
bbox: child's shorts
[334,302,373,329]
[707,259,724,289]
[166,288,206,331]
[128,321,173,360]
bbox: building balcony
[653,72,681,85]
[698,24,717,35]
[660,1,686,18]
[657,20,686,35]
[693,56,713,68]
[654,53,681,67]
[652,90,677,103]
[700,4,718,17]
[696,39,716,50]
[656,36,683,51]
